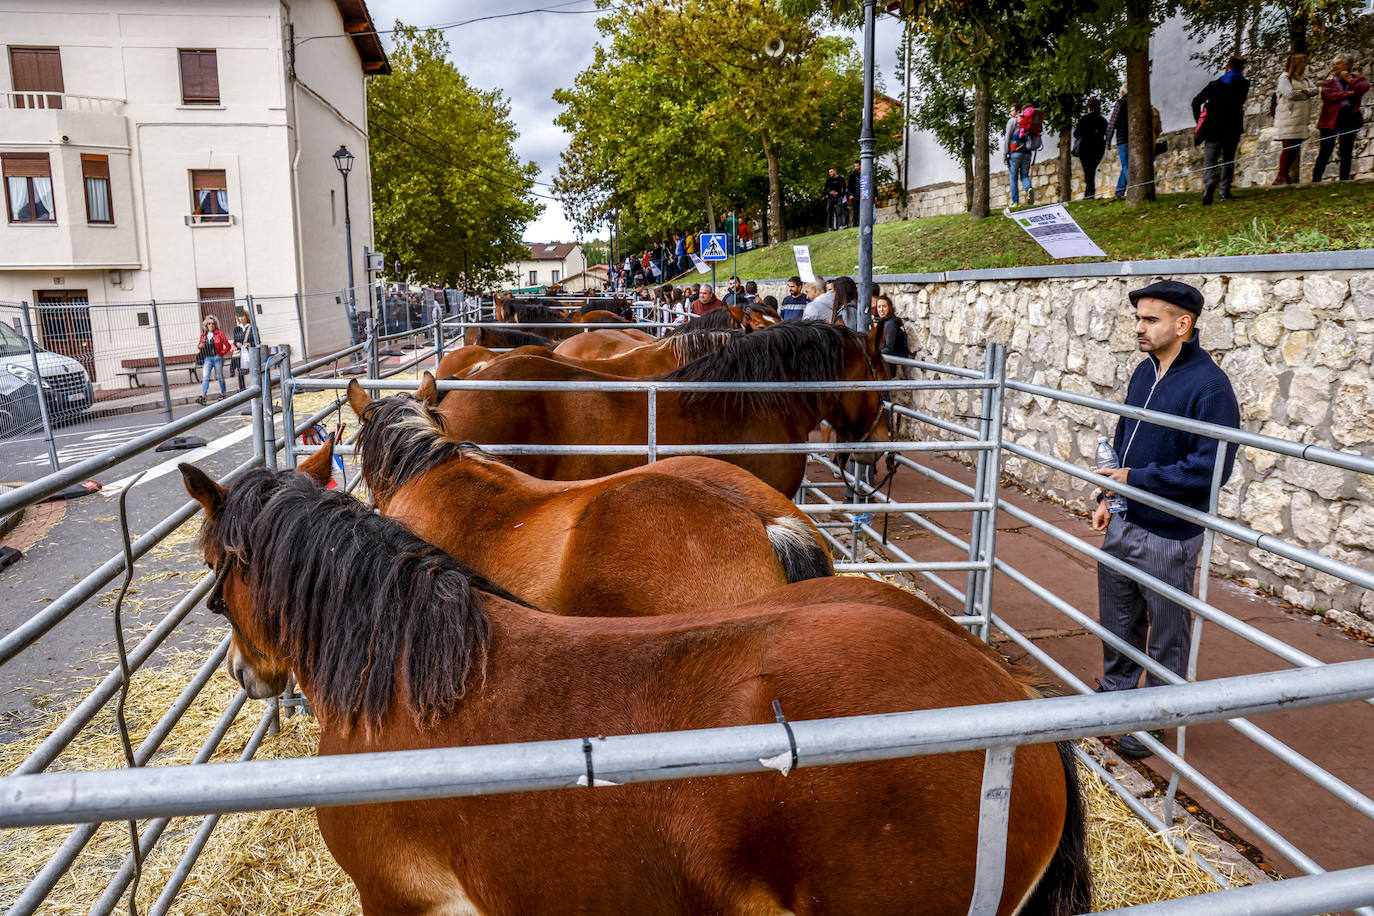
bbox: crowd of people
[1061,52,1368,205]
[823,161,863,231]
[607,218,758,290]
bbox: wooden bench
[119,354,201,388]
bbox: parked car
[0,322,94,438]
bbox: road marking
[101,424,256,495]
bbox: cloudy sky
[362,1,908,242]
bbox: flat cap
[1128,279,1204,316]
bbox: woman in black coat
[1072,99,1109,199]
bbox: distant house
[503,242,585,291]
[561,264,608,293]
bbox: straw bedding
[2,645,1250,914]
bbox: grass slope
[722,181,1374,282]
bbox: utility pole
[856,0,877,334]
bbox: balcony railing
[184,213,236,226]
[0,92,125,114]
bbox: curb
[0,484,21,542]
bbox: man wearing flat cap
[1091,279,1240,759]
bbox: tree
[906,42,980,211]
[1183,0,1364,61]
[368,24,541,289]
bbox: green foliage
[367,24,541,290]
[1182,0,1366,62]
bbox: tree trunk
[761,128,785,245]
[705,189,717,234]
[1288,9,1309,55]
[1057,126,1073,202]
[963,157,974,213]
[1124,1,1155,206]
[971,75,991,219]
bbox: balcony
[0,93,129,149]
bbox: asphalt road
[0,401,270,728]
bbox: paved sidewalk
[875,455,1374,879]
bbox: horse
[181,462,1091,916]
[666,302,782,336]
[438,331,742,380]
[552,303,770,361]
[387,319,893,495]
[330,393,832,614]
[461,326,555,349]
[571,308,632,325]
[550,326,658,359]
[496,297,578,341]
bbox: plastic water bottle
[1096,437,1128,514]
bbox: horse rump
[1022,740,1093,915]
[765,516,833,583]
[465,326,556,349]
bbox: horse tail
[1022,741,1093,916]
[765,516,833,582]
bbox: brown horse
[181,462,1091,916]
[400,320,893,495]
[550,326,657,359]
[572,308,632,325]
[438,331,742,380]
[496,298,580,341]
[332,394,832,614]
[461,325,556,349]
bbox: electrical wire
[295,0,613,46]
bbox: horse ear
[179,463,227,516]
[297,434,335,485]
[724,302,747,328]
[346,378,372,418]
[417,372,438,405]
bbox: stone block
[1311,322,1356,370]
[1199,316,1234,351]
[1336,506,1374,549]
[1086,346,1119,387]
[1202,276,1228,312]
[1225,277,1269,315]
[1252,547,1306,578]
[1281,585,1316,610]
[1250,311,1283,347]
[1281,305,1317,330]
[1303,274,1349,313]
[1276,455,1351,500]
[1290,489,1336,546]
[1066,335,1086,373]
[1240,480,1288,535]
[1273,278,1303,303]
[1280,330,1313,364]
[1220,349,1280,420]
[1351,274,1374,320]
[1332,377,1374,446]
[1285,367,1333,428]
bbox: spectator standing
[1091,280,1239,758]
[723,212,740,254]
[802,278,832,320]
[1073,99,1109,199]
[1191,57,1251,205]
[780,275,809,321]
[1004,102,1034,206]
[693,284,725,316]
[674,233,688,274]
[194,315,231,405]
[724,276,747,306]
[230,312,257,392]
[685,230,699,265]
[847,160,861,227]
[873,296,909,361]
[1274,53,1321,185]
[823,168,846,230]
[744,280,759,304]
[1105,88,1130,198]
[738,220,753,251]
[1312,53,1369,183]
[825,276,858,327]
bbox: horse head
[827,325,892,468]
[180,462,295,699]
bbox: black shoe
[195,395,207,406]
[1027,188,1035,206]
[1116,730,1164,758]
[1202,187,1215,206]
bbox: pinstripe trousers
[1097,514,1205,691]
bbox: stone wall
[758,269,1374,632]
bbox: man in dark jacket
[1191,57,1251,205]
[1091,280,1239,759]
[823,168,846,231]
[846,160,861,227]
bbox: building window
[190,169,229,222]
[81,155,113,223]
[551,270,560,283]
[3,153,56,222]
[8,47,64,109]
[179,49,220,105]
[528,270,538,286]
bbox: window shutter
[10,48,64,92]
[2,153,52,179]
[80,154,110,180]
[190,169,227,191]
[179,49,219,103]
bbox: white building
[0,0,388,386]
[503,242,586,291]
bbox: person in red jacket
[1312,53,1369,183]
[195,315,232,404]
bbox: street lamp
[333,145,357,327]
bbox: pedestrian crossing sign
[700,233,728,261]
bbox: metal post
[855,0,877,334]
[975,344,1007,643]
[366,315,379,379]
[966,745,1016,916]
[244,294,261,345]
[646,388,658,463]
[341,168,356,320]
[433,305,444,371]
[293,292,307,361]
[279,345,297,470]
[964,361,993,625]
[260,347,278,471]
[246,347,265,465]
[147,299,174,424]
[19,302,59,472]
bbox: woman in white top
[1274,53,1320,185]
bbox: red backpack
[1010,107,1044,152]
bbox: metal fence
[0,313,1372,916]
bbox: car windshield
[0,322,33,357]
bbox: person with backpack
[1004,101,1042,206]
[1191,57,1251,205]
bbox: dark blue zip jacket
[1112,335,1240,540]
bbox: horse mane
[505,300,572,325]
[201,469,492,734]
[660,320,864,414]
[578,299,631,318]
[666,308,738,335]
[355,393,493,503]
[478,327,555,349]
[663,329,742,363]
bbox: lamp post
[333,145,357,322]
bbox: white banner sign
[792,244,816,283]
[1007,204,1105,259]
[689,253,710,274]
